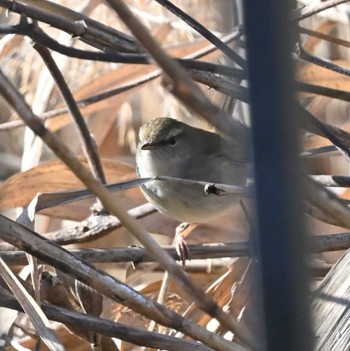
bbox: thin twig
[0,242,249,265]
[190,70,248,102]
[297,44,350,77]
[1,231,350,266]
[297,81,350,101]
[291,0,350,21]
[0,203,156,251]
[154,0,245,67]
[299,26,350,48]
[299,106,350,161]
[1,0,139,53]
[33,42,106,185]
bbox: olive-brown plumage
[136,117,249,223]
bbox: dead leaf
[0,157,137,212]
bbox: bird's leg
[175,222,197,266]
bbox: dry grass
[0,1,349,350]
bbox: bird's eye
[169,136,177,146]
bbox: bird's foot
[174,222,197,266]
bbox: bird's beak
[141,142,158,150]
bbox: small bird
[136,117,249,227]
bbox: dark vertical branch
[242,1,312,351]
